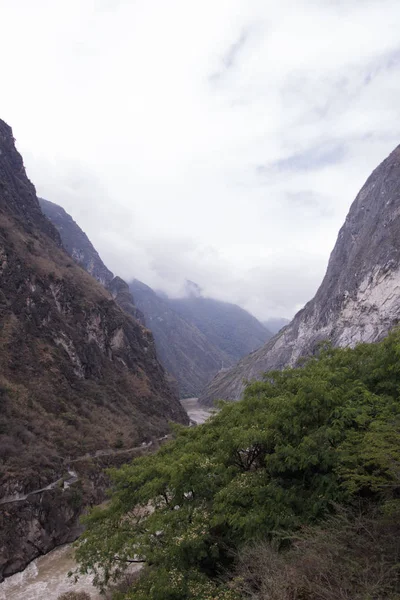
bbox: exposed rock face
[0,443,156,580]
[39,198,114,285]
[39,202,270,398]
[200,144,400,405]
[39,198,146,326]
[0,118,188,579]
[107,276,145,326]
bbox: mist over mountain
[40,199,271,398]
[168,291,271,364]
[262,317,290,334]
[130,279,234,397]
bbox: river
[0,398,211,600]
[180,397,212,425]
[0,544,101,600]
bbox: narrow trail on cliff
[0,399,211,507]
[0,441,158,506]
[0,399,212,600]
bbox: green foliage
[57,592,91,600]
[75,331,400,598]
[234,508,400,599]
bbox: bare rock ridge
[0,119,188,580]
[38,199,146,327]
[38,198,114,285]
[200,144,400,405]
[106,275,146,326]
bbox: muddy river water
[0,398,211,600]
[0,544,101,600]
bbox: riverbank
[0,544,100,600]
[0,398,211,599]
[180,397,213,424]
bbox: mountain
[39,200,271,397]
[107,275,145,325]
[200,144,400,405]
[39,199,146,327]
[38,198,114,285]
[39,200,234,397]
[0,119,187,579]
[130,280,235,397]
[263,317,290,334]
[168,292,272,363]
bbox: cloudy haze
[2,0,400,319]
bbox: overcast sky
[2,0,400,320]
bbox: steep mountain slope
[108,275,145,325]
[0,119,188,577]
[39,199,234,397]
[168,293,272,362]
[39,198,114,285]
[200,144,400,405]
[130,279,235,397]
[39,199,145,327]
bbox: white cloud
[2,0,400,319]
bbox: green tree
[75,332,400,599]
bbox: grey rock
[39,197,114,285]
[200,144,400,405]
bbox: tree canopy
[75,332,400,599]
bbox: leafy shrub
[75,331,400,599]
[234,508,400,599]
[57,592,91,600]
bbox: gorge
[0,118,188,581]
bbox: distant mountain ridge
[168,293,271,363]
[200,144,400,405]
[40,199,271,397]
[130,279,235,397]
[39,198,145,325]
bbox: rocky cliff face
[39,198,114,285]
[39,198,146,326]
[200,144,400,405]
[0,119,188,579]
[107,276,145,326]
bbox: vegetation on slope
[75,331,400,599]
